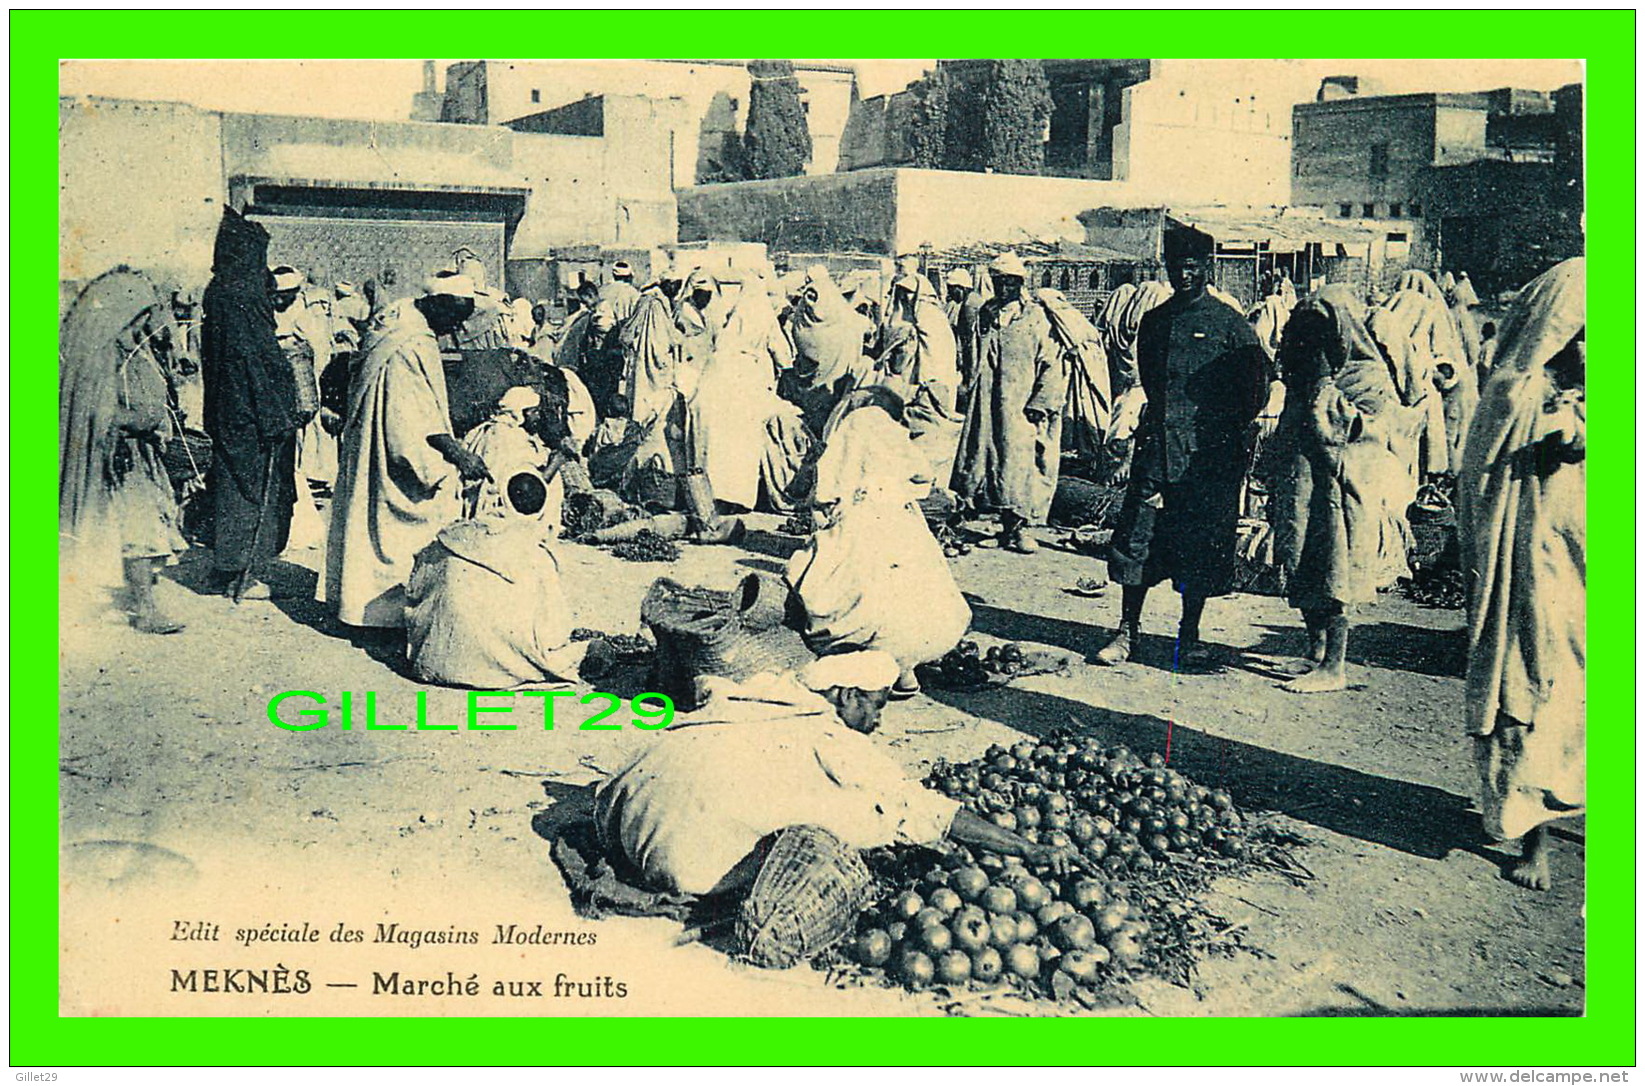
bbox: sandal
[1065,576,1108,598]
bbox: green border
[17,10,1635,1067]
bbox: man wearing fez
[326,271,492,628]
[1096,225,1269,668]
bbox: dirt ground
[58,518,1585,1017]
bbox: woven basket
[735,825,871,969]
[563,489,636,539]
[641,574,816,709]
[1049,476,1126,530]
[161,430,213,485]
[1407,486,1458,572]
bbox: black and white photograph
[57,56,1586,1018]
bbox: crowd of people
[58,205,1584,892]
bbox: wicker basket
[1049,476,1127,530]
[1407,485,1459,573]
[641,574,816,709]
[734,825,871,969]
[563,489,636,539]
[161,429,213,486]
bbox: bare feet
[1092,627,1136,666]
[1281,666,1348,693]
[1505,827,1552,890]
[1506,854,1552,891]
[1274,657,1317,677]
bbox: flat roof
[234,175,529,197]
[1296,91,1492,113]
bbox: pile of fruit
[607,529,682,563]
[1399,567,1466,610]
[841,734,1276,1002]
[929,737,1250,872]
[927,641,1071,690]
[776,508,814,536]
[849,856,1155,1001]
[569,628,655,663]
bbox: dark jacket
[1133,290,1269,486]
[201,208,305,496]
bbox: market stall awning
[923,238,1149,265]
[1167,210,1380,252]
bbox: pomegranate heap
[852,857,1151,995]
[928,735,1249,875]
[849,733,1255,997]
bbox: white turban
[271,266,304,292]
[989,251,1028,279]
[497,386,541,423]
[424,272,476,299]
[798,650,900,693]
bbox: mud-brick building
[59,94,680,304]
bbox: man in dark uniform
[1095,225,1269,668]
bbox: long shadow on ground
[163,546,413,678]
[920,680,1482,862]
[965,598,1242,671]
[968,596,1468,680]
[1244,621,1467,680]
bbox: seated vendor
[594,651,1076,898]
[405,472,587,689]
[463,385,572,536]
[787,389,970,698]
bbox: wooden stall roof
[916,238,1149,265]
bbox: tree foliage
[943,68,987,172]
[743,59,813,180]
[980,59,1053,175]
[906,66,951,169]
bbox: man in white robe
[787,395,970,697]
[271,267,334,554]
[325,272,491,628]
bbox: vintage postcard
[56,55,1586,1021]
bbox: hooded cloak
[1271,285,1411,607]
[59,268,186,592]
[200,208,304,496]
[1457,258,1585,839]
[788,403,970,669]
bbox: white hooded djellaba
[786,399,971,671]
[405,494,580,690]
[325,298,462,627]
[684,276,809,511]
[461,386,564,537]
